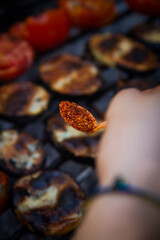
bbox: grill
[0,0,160,239]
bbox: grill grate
[0,1,160,239]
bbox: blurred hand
[75,86,160,240]
[97,86,160,194]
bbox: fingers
[105,85,160,121]
[97,85,160,187]
[105,88,141,120]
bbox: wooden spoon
[59,101,106,134]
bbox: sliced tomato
[124,0,160,15]
[0,171,8,214]
[0,34,34,82]
[58,0,117,29]
[10,22,27,40]
[10,8,71,51]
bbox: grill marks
[60,60,84,72]
[39,54,102,96]
[131,23,160,45]
[4,85,35,115]
[89,33,158,72]
[99,35,120,52]
[31,171,66,190]
[27,187,82,225]
[123,47,148,63]
[40,56,84,83]
[51,187,82,221]
[12,170,84,236]
[0,129,45,175]
[0,81,50,117]
[62,135,101,158]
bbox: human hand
[97,86,160,193]
[75,86,160,240]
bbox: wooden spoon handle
[94,121,107,132]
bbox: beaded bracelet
[90,177,160,209]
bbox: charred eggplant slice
[0,129,45,176]
[0,81,50,118]
[88,33,158,72]
[39,54,103,96]
[131,23,160,49]
[12,170,85,236]
[47,110,103,158]
[117,78,150,91]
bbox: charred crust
[89,33,158,71]
[13,187,31,205]
[62,135,101,158]
[123,47,148,63]
[12,170,85,236]
[4,87,35,116]
[0,81,49,117]
[30,171,65,190]
[25,187,82,226]
[117,78,150,91]
[131,23,160,50]
[132,24,160,39]
[39,54,102,96]
[132,24,153,35]
[83,41,98,63]
[99,35,119,52]
[0,129,45,176]
[59,60,84,72]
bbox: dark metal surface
[0,0,160,240]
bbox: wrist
[76,194,160,240]
[98,158,160,196]
[92,177,160,213]
[97,122,160,195]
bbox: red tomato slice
[10,22,27,40]
[0,171,8,214]
[59,0,117,29]
[10,8,71,51]
[0,34,34,82]
[124,0,160,15]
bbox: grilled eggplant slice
[131,23,160,49]
[12,170,85,236]
[0,129,45,176]
[47,110,103,158]
[39,54,102,96]
[89,33,158,72]
[118,78,150,91]
[0,81,50,118]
